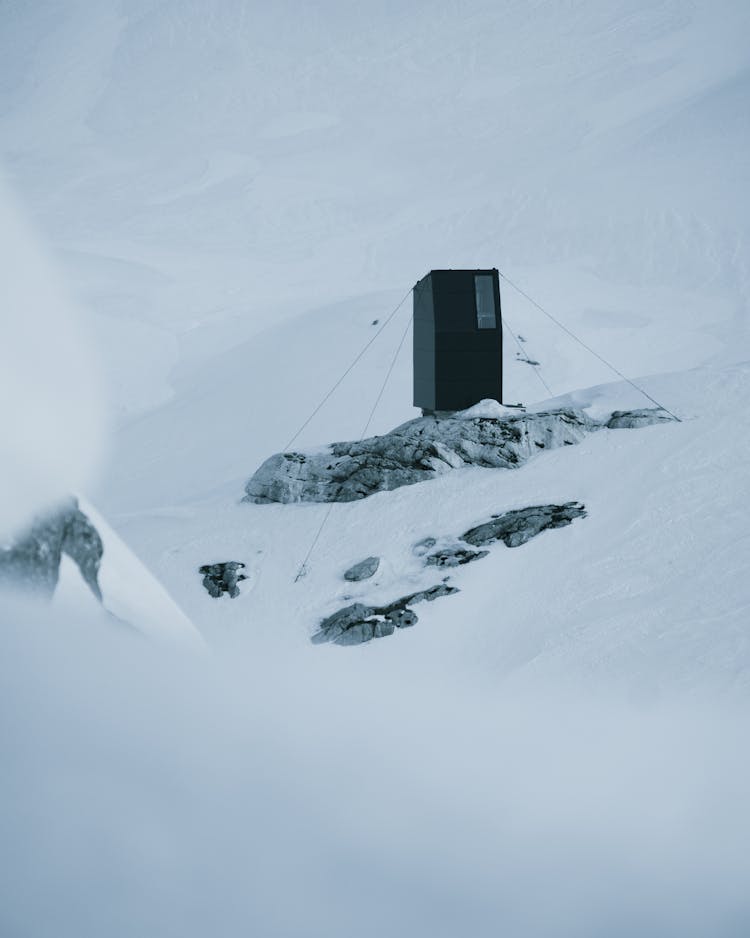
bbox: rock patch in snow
[425,545,490,567]
[199,561,247,598]
[244,407,672,505]
[312,582,459,646]
[462,502,587,549]
[343,556,380,581]
[605,408,674,429]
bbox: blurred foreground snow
[0,175,105,538]
[2,604,749,938]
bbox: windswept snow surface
[2,2,750,936]
[76,496,204,649]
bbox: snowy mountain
[1,2,749,936]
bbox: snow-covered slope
[2,0,748,423]
[1,2,749,936]
[75,497,204,648]
[109,363,749,695]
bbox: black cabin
[413,268,503,413]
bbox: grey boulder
[343,556,380,581]
[311,602,375,644]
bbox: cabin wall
[413,274,436,410]
[413,270,502,411]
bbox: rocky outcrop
[312,582,459,646]
[462,502,586,548]
[244,407,672,505]
[343,556,380,581]
[245,408,592,504]
[0,497,103,600]
[199,561,247,598]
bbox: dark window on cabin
[474,275,496,329]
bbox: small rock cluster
[315,501,586,645]
[199,561,247,598]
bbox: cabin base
[421,409,459,419]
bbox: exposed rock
[313,499,586,645]
[343,556,380,581]
[373,618,396,638]
[425,545,489,567]
[311,602,374,644]
[462,502,586,548]
[334,620,377,646]
[199,561,247,598]
[313,582,459,646]
[380,582,460,611]
[62,508,104,600]
[244,407,672,505]
[606,408,674,429]
[245,408,595,504]
[0,497,103,600]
